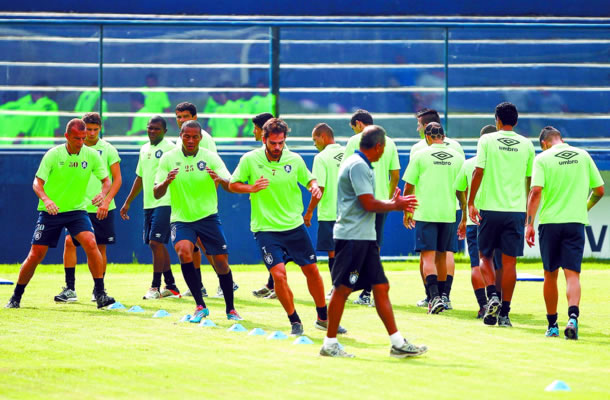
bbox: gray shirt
[333,152,376,241]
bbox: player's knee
[213,257,229,274]
[149,240,162,252]
[64,235,76,249]
[270,266,287,284]
[27,246,47,263]
[78,235,98,253]
[301,264,320,278]
[175,245,193,263]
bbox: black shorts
[254,224,317,269]
[71,210,116,246]
[316,220,335,252]
[332,239,388,291]
[171,213,228,255]
[144,206,171,244]
[478,210,525,258]
[539,223,585,273]
[375,213,388,247]
[31,211,93,248]
[414,221,453,252]
[466,225,503,270]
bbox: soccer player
[468,102,535,327]
[154,120,241,322]
[229,118,340,336]
[120,116,181,299]
[454,124,503,318]
[320,125,426,358]
[54,112,122,303]
[343,109,400,306]
[403,122,464,314]
[525,126,604,339]
[6,119,116,309]
[304,123,344,299]
[411,108,464,309]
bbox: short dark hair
[424,122,444,139]
[416,108,441,125]
[539,126,562,146]
[181,120,202,134]
[175,102,197,116]
[149,115,167,130]
[252,112,274,128]
[350,109,374,127]
[495,102,518,126]
[82,112,101,126]
[312,123,334,138]
[480,124,496,136]
[360,125,386,150]
[263,118,290,139]
[66,118,85,133]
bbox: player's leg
[174,226,209,322]
[416,255,429,307]
[74,230,114,308]
[435,250,447,303]
[55,233,78,302]
[317,221,335,300]
[477,210,503,325]
[543,269,560,337]
[416,222,444,314]
[356,213,386,305]
[496,211,525,327]
[443,212,460,309]
[467,226,487,317]
[493,249,503,300]
[560,223,585,340]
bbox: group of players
[4,99,604,358]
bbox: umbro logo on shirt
[497,138,520,147]
[555,150,579,165]
[333,153,344,162]
[431,151,453,161]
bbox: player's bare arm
[403,183,416,229]
[97,162,122,220]
[388,169,400,199]
[32,176,58,215]
[153,167,179,199]
[206,167,231,192]
[307,179,322,200]
[525,186,542,247]
[468,167,484,225]
[304,186,324,227]
[229,176,269,194]
[587,185,605,211]
[457,190,467,239]
[120,175,143,220]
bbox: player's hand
[303,211,313,227]
[96,201,110,220]
[468,204,481,225]
[91,193,105,207]
[394,193,418,213]
[309,184,322,200]
[166,167,179,183]
[525,224,536,248]
[43,199,59,215]
[251,175,269,193]
[120,203,130,220]
[403,212,415,229]
[457,219,467,240]
[206,167,222,183]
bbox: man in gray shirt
[319,125,428,359]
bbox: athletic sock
[328,257,335,273]
[438,280,446,296]
[13,284,26,301]
[218,271,235,313]
[389,331,405,348]
[547,313,558,327]
[288,310,301,324]
[500,301,511,317]
[445,275,454,297]
[181,262,206,307]
[425,275,440,299]
[267,273,274,290]
[195,267,203,288]
[486,285,498,299]
[323,336,338,347]
[163,269,176,287]
[65,268,76,291]
[316,305,328,321]
[93,278,105,294]
[424,283,430,301]
[474,288,487,307]
[152,272,162,289]
[568,305,579,320]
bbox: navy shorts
[332,240,388,291]
[466,225,503,270]
[414,221,453,252]
[478,210,525,258]
[254,224,317,269]
[316,220,336,252]
[31,211,93,248]
[171,213,228,255]
[375,213,388,247]
[144,206,171,244]
[539,223,585,273]
[448,210,460,253]
[71,210,116,246]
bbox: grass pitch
[1,262,609,400]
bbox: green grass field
[1,262,609,400]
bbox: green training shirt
[531,143,604,225]
[35,144,107,213]
[85,139,121,213]
[343,132,400,200]
[136,138,175,209]
[454,156,478,226]
[476,130,535,212]
[231,147,314,232]
[312,143,345,221]
[403,143,464,222]
[156,148,231,223]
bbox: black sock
[13,283,26,301]
[316,305,328,321]
[163,269,176,287]
[181,262,206,307]
[152,272,162,289]
[500,300,511,317]
[218,271,235,313]
[424,283,430,301]
[288,310,301,324]
[568,305,579,319]
[328,257,335,273]
[195,267,203,288]
[425,275,439,299]
[474,288,487,307]
[93,278,104,294]
[547,313,558,327]
[486,285,497,299]
[65,268,76,290]
[445,275,454,297]
[267,273,274,290]
[438,280,446,296]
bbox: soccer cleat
[227,309,243,321]
[91,290,96,302]
[353,293,372,306]
[160,286,181,298]
[320,343,355,358]
[390,339,428,358]
[442,295,453,310]
[290,322,304,336]
[427,296,445,315]
[216,281,239,298]
[95,290,116,309]
[54,287,78,302]
[201,286,208,298]
[252,285,272,298]
[416,298,429,308]
[314,319,347,334]
[483,295,501,326]
[564,317,578,340]
[5,296,20,308]
[264,290,277,299]
[545,324,560,337]
[498,315,512,327]
[233,282,239,292]
[477,305,487,319]
[183,289,192,297]
[142,287,161,300]
[189,305,210,323]
[325,288,334,301]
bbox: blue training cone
[107,302,126,310]
[127,305,144,313]
[152,309,170,318]
[267,331,288,340]
[200,319,217,327]
[293,336,314,345]
[545,380,571,392]
[249,328,267,336]
[178,314,191,322]
[228,323,247,332]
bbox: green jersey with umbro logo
[156,147,231,223]
[531,143,604,225]
[312,143,344,221]
[231,147,314,232]
[85,139,121,213]
[35,144,107,213]
[476,130,535,212]
[136,138,175,209]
